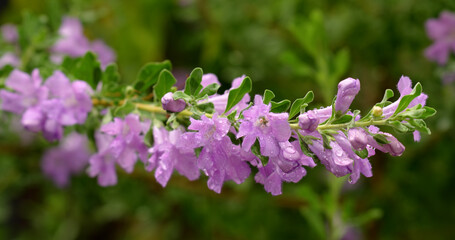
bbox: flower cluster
[0,69,93,141]
[50,17,116,68]
[0,16,115,70]
[425,11,455,84]
[425,11,455,65]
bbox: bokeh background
[1,0,455,239]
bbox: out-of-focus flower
[87,132,118,186]
[425,11,455,65]
[1,24,18,43]
[0,52,20,68]
[51,17,116,68]
[42,133,91,187]
[0,69,48,114]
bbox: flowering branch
[0,15,436,196]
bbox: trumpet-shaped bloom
[237,95,291,157]
[179,114,251,193]
[255,141,316,195]
[148,127,200,187]
[99,114,149,173]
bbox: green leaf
[113,100,136,118]
[173,91,192,102]
[408,119,431,135]
[134,60,172,92]
[62,52,102,89]
[421,106,437,119]
[381,89,394,103]
[197,83,220,99]
[184,67,203,96]
[354,149,369,159]
[196,102,215,113]
[387,120,409,133]
[155,69,177,100]
[77,52,102,89]
[373,134,390,145]
[289,91,314,119]
[225,77,252,113]
[271,100,291,113]
[251,140,269,166]
[393,83,422,116]
[194,147,203,158]
[101,108,113,125]
[102,64,121,93]
[321,133,332,149]
[297,133,317,158]
[227,110,237,122]
[263,89,275,104]
[143,126,154,146]
[332,115,353,124]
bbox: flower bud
[383,136,405,156]
[161,92,186,112]
[348,128,368,151]
[298,110,319,132]
[372,106,383,117]
[335,78,360,113]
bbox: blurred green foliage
[1,0,455,239]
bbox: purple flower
[0,69,48,114]
[382,76,427,141]
[179,114,251,193]
[51,17,91,61]
[147,127,200,187]
[305,131,372,183]
[255,141,316,195]
[237,95,291,157]
[425,11,455,65]
[298,110,319,132]
[161,92,186,112]
[99,114,149,173]
[201,73,221,88]
[1,24,18,43]
[365,126,405,156]
[335,78,360,114]
[51,17,116,68]
[0,52,20,68]
[347,128,368,151]
[42,133,90,187]
[16,70,93,141]
[43,71,93,125]
[200,75,250,114]
[87,132,118,186]
[91,40,116,68]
